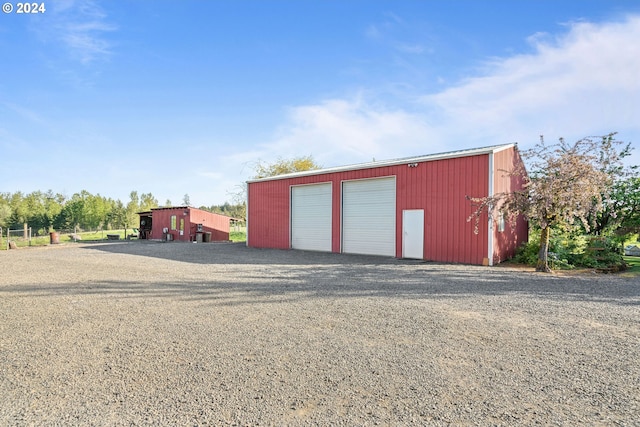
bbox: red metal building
[246,144,528,265]
[138,207,231,242]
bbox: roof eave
[247,143,516,183]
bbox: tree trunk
[536,226,551,272]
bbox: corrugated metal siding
[247,179,292,249]
[248,154,494,264]
[492,147,528,263]
[149,208,230,242]
[394,155,489,265]
[189,209,231,241]
[151,208,190,241]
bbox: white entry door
[402,209,424,259]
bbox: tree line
[0,190,246,235]
[0,158,315,235]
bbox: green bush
[514,238,541,265]
[578,237,626,271]
[515,232,625,271]
[514,231,577,269]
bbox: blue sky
[1,0,639,206]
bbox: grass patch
[0,229,136,250]
[230,230,246,242]
[623,256,640,277]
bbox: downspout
[487,151,495,266]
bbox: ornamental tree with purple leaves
[468,133,630,272]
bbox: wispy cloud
[256,95,440,167]
[257,14,640,169]
[364,11,432,56]
[423,15,640,144]
[35,0,116,64]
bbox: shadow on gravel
[3,241,639,306]
[79,240,403,266]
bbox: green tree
[203,202,246,220]
[468,133,627,272]
[590,171,640,243]
[8,192,28,228]
[139,193,158,212]
[83,193,111,230]
[108,200,127,232]
[229,155,322,221]
[252,155,321,179]
[619,176,640,232]
[42,190,64,231]
[0,193,11,228]
[125,191,141,233]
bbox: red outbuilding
[138,206,232,242]
[246,144,528,265]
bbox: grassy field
[623,256,640,276]
[2,228,247,250]
[230,230,246,242]
[0,229,137,250]
[623,235,640,276]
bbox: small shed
[624,245,640,256]
[246,144,528,266]
[137,206,232,242]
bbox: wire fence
[4,227,32,249]
[1,226,137,249]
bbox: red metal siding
[247,179,292,249]
[150,207,230,242]
[492,147,528,263]
[248,153,496,264]
[151,208,190,241]
[400,155,489,265]
[189,209,231,241]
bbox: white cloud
[422,15,640,146]
[256,14,640,173]
[35,0,116,64]
[262,95,443,167]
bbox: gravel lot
[1,241,639,426]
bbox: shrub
[515,232,625,271]
[578,237,626,271]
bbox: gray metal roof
[247,143,517,183]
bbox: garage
[291,183,332,251]
[342,177,396,256]
[246,144,528,265]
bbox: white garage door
[342,177,396,256]
[291,183,332,251]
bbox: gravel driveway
[1,241,639,426]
